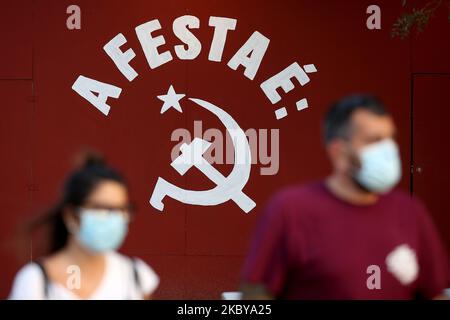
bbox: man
[240,95,449,299]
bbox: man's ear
[326,139,348,173]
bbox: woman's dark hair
[323,94,388,145]
[29,150,127,255]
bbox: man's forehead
[350,109,395,134]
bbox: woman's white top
[8,251,159,300]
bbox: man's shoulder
[386,188,427,211]
[383,188,432,226]
[272,180,320,197]
[267,181,325,209]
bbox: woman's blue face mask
[75,208,129,254]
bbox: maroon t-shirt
[241,181,449,299]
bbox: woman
[8,152,159,299]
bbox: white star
[157,85,185,114]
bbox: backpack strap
[34,261,49,299]
[130,257,142,294]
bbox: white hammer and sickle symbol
[150,98,256,213]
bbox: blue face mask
[354,138,402,194]
[76,209,129,253]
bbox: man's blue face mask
[353,138,402,194]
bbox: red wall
[0,0,449,299]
